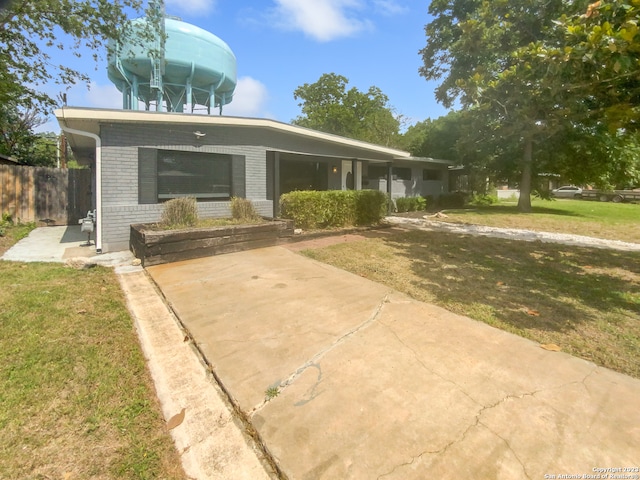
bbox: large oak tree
[292,73,402,148]
[419,0,640,210]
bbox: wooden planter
[130,219,294,266]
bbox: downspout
[59,125,103,254]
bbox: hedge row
[280,190,388,229]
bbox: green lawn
[303,199,640,378]
[0,223,186,479]
[435,199,640,244]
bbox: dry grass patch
[303,230,640,378]
[0,262,186,479]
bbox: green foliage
[401,111,467,161]
[280,190,388,229]
[0,104,57,166]
[469,193,498,206]
[230,196,260,222]
[159,197,199,229]
[0,0,154,113]
[0,214,9,237]
[265,386,279,400]
[395,196,428,213]
[419,0,640,212]
[292,73,402,147]
[437,192,467,209]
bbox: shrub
[160,197,198,228]
[395,196,427,213]
[280,190,388,229]
[230,196,260,221]
[469,193,498,206]
[0,212,13,237]
[354,190,388,225]
[437,192,467,209]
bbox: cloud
[270,0,371,42]
[222,77,270,118]
[372,0,408,16]
[84,82,123,109]
[165,0,215,16]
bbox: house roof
[54,107,415,162]
[0,153,19,165]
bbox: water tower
[107,1,236,114]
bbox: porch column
[351,159,359,190]
[387,163,393,214]
[273,151,281,217]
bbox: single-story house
[55,107,451,253]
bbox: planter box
[130,219,294,266]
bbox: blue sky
[38,0,451,132]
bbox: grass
[302,229,640,379]
[432,198,640,244]
[147,217,267,231]
[0,226,186,479]
[0,221,35,257]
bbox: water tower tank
[107,15,237,114]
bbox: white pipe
[59,125,103,254]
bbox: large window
[367,165,388,179]
[392,167,412,181]
[157,150,231,200]
[139,149,235,203]
[423,169,442,181]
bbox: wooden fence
[0,165,92,225]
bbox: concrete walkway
[147,247,640,480]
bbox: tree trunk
[517,136,533,212]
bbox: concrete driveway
[147,246,640,479]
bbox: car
[551,185,583,198]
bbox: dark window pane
[367,166,388,179]
[393,167,412,181]
[423,169,442,181]
[157,150,231,200]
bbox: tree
[0,103,57,166]
[419,0,588,211]
[292,73,402,147]
[0,0,154,113]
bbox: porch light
[332,165,338,173]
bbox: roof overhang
[55,107,413,163]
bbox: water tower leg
[186,80,193,113]
[209,85,216,115]
[132,75,139,110]
[156,89,163,112]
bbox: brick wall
[99,123,273,251]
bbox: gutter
[58,124,103,254]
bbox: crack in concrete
[249,292,392,415]
[479,422,533,480]
[378,318,483,408]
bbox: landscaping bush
[160,197,198,228]
[395,196,427,213]
[230,196,260,221]
[354,190,388,225]
[469,193,498,206]
[0,213,11,237]
[437,192,467,209]
[280,190,388,229]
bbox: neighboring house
[56,107,451,253]
[0,153,19,165]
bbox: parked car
[551,185,583,198]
